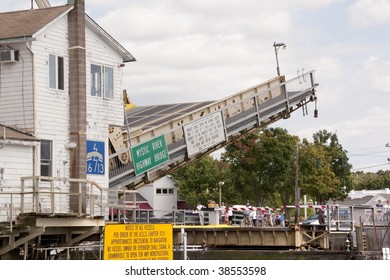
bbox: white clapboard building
[0,0,135,218]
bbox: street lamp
[273,42,287,76]
[218,181,224,207]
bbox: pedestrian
[317,208,325,225]
[228,206,233,225]
[376,200,383,222]
[257,211,263,227]
[251,208,257,227]
[243,203,251,226]
[376,199,383,207]
[220,202,226,224]
[384,200,390,221]
[267,212,273,227]
[279,211,285,227]
[196,202,205,225]
[224,206,230,224]
[275,211,280,226]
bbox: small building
[328,189,390,225]
[138,175,178,218]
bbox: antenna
[35,0,51,8]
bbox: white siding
[0,44,34,133]
[0,144,34,189]
[86,26,125,130]
[0,142,37,221]
[85,25,126,187]
[138,176,177,218]
[32,16,71,182]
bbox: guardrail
[0,176,106,230]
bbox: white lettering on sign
[184,111,226,157]
[136,146,150,157]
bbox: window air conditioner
[0,50,17,63]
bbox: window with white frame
[91,64,114,99]
[49,54,64,90]
[40,140,52,177]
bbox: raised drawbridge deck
[109,70,318,189]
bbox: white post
[304,195,307,218]
[181,226,187,260]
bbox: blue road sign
[87,140,105,175]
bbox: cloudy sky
[2,0,390,172]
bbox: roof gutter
[0,37,35,44]
[1,139,40,147]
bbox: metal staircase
[109,70,319,189]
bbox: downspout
[0,126,5,149]
[26,41,37,178]
[0,64,3,150]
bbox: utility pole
[294,142,300,224]
[218,181,224,207]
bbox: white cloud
[98,5,193,42]
[374,75,390,93]
[361,57,390,94]
[348,0,390,28]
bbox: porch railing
[0,176,107,231]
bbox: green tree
[310,129,353,201]
[353,170,390,190]
[171,155,237,207]
[222,128,298,207]
[299,140,340,204]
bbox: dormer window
[49,54,64,90]
[91,64,114,99]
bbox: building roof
[331,195,374,206]
[0,5,135,62]
[327,190,390,207]
[0,124,38,141]
[0,5,72,41]
[381,194,390,202]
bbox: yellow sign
[104,223,173,260]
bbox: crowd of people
[194,198,390,227]
[234,203,286,227]
[196,201,287,227]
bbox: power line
[348,153,389,158]
[351,162,390,171]
[348,144,390,153]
